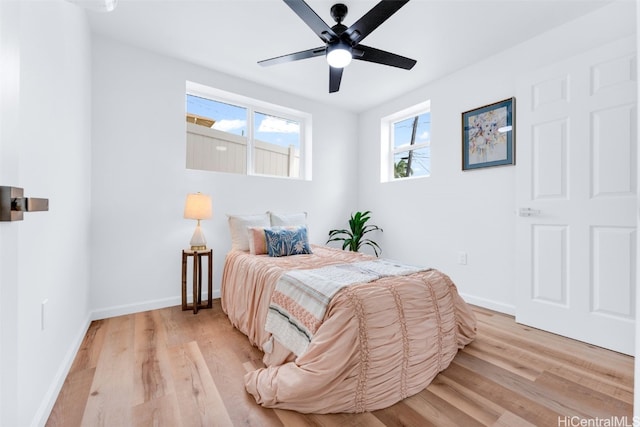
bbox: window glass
[393,146,430,178]
[253,112,301,178]
[187,94,247,136]
[391,111,431,179]
[186,95,248,174]
[185,84,310,180]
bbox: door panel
[592,104,636,196]
[591,226,635,318]
[516,36,637,355]
[532,119,568,199]
[532,225,568,305]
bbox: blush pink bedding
[221,245,477,413]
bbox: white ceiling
[86,0,612,112]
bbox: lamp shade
[184,193,212,220]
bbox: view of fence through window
[185,94,302,178]
[392,112,431,178]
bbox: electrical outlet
[458,252,467,265]
[41,299,48,331]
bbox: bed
[221,218,477,414]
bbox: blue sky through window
[393,112,431,148]
[186,95,300,149]
[393,112,431,177]
[254,111,300,149]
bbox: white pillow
[228,213,270,251]
[269,211,307,226]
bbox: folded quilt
[265,259,427,356]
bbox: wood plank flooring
[46,301,634,426]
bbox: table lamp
[183,192,212,250]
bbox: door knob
[0,186,49,221]
[518,207,541,217]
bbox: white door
[0,1,21,424]
[516,36,637,355]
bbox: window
[381,101,431,182]
[185,81,311,180]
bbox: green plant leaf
[326,211,383,256]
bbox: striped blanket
[265,259,427,356]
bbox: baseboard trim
[459,293,516,316]
[90,291,222,321]
[32,312,92,427]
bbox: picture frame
[462,97,515,170]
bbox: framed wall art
[462,97,515,170]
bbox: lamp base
[189,222,208,251]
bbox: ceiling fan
[258,0,417,93]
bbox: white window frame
[380,100,431,182]
[186,81,312,180]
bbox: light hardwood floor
[46,301,633,427]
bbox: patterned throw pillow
[265,226,313,257]
[248,226,301,255]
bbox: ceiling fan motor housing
[330,3,348,23]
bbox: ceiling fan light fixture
[326,41,352,68]
[258,1,416,92]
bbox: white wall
[357,1,636,313]
[0,1,93,426]
[90,37,359,317]
[635,0,640,417]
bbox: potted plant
[327,211,383,257]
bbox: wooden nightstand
[181,249,213,314]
